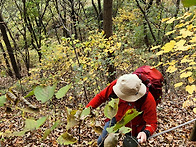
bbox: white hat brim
[113,82,146,102]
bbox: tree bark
[0,13,21,79]
[103,0,113,38]
[103,0,116,83]
[0,41,13,77]
[189,121,196,141]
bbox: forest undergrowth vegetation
[0,1,195,146]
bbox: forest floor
[0,77,196,147]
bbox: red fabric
[86,80,157,136]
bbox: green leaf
[34,83,57,103]
[104,98,119,119]
[36,116,47,129]
[107,109,141,133]
[181,0,196,7]
[55,83,72,99]
[43,120,60,140]
[12,130,26,136]
[57,132,77,145]
[0,95,6,107]
[119,126,132,134]
[24,89,34,98]
[25,119,37,130]
[80,107,91,120]
[43,129,51,140]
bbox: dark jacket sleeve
[86,80,117,109]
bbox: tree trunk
[0,13,21,79]
[103,0,116,83]
[103,0,113,38]
[0,41,13,77]
[189,121,196,141]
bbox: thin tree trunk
[0,13,21,79]
[189,121,196,141]
[0,41,13,77]
[103,0,116,83]
[103,0,113,38]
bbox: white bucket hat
[113,74,146,102]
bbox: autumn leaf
[180,72,192,78]
[188,77,195,84]
[186,85,196,94]
[162,40,176,52]
[180,28,193,38]
[193,108,196,114]
[174,82,183,88]
[166,17,175,24]
[166,65,177,73]
[57,132,77,145]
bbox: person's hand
[137,132,147,143]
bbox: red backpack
[133,65,164,105]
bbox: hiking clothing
[86,79,157,136]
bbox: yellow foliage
[166,17,176,24]
[175,39,186,50]
[180,72,192,78]
[166,65,177,73]
[189,35,196,43]
[193,108,196,114]
[188,77,195,84]
[180,28,193,38]
[162,40,176,52]
[185,85,196,94]
[174,82,183,88]
[183,100,194,108]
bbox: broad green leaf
[0,95,6,107]
[36,116,47,129]
[186,85,196,94]
[107,109,141,133]
[12,130,26,136]
[104,98,119,119]
[34,83,57,103]
[57,132,77,145]
[25,119,37,130]
[80,107,91,120]
[55,83,72,99]
[180,72,192,78]
[181,0,196,7]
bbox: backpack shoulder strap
[134,88,149,112]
